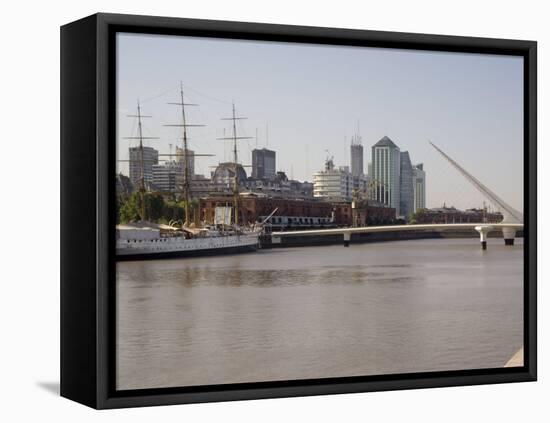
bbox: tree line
[117,192,199,225]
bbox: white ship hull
[116,231,261,261]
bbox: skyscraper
[129,146,159,190]
[399,151,414,220]
[252,148,276,179]
[350,135,364,177]
[371,136,401,217]
[175,146,195,176]
[152,161,180,193]
[413,163,426,212]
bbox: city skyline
[116,32,524,211]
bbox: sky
[116,32,524,212]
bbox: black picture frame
[60,12,537,409]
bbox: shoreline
[261,228,524,249]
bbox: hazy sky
[116,32,524,211]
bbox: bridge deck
[272,223,524,238]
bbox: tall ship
[116,84,263,260]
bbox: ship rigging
[116,84,263,260]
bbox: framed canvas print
[60,13,537,409]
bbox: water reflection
[116,238,523,390]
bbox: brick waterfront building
[200,194,333,226]
[200,193,396,228]
[332,200,396,226]
[414,206,503,224]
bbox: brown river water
[116,238,523,390]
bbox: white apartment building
[313,158,352,201]
[129,146,159,189]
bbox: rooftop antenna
[351,119,362,145]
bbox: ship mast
[123,100,158,222]
[218,102,252,225]
[164,82,210,226]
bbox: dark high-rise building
[129,146,158,190]
[175,146,195,176]
[350,136,364,177]
[252,148,276,179]
[399,151,414,220]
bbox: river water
[116,238,524,390]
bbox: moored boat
[117,84,265,260]
[116,222,261,260]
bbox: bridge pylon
[430,142,523,246]
[475,225,493,250]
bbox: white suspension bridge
[271,142,523,250]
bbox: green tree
[118,192,140,223]
[144,193,165,222]
[117,192,201,225]
[162,199,186,224]
[118,192,165,223]
[170,199,200,224]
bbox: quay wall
[260,229,524,249]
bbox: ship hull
[116,232,261,261]
[116,243,258,261]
